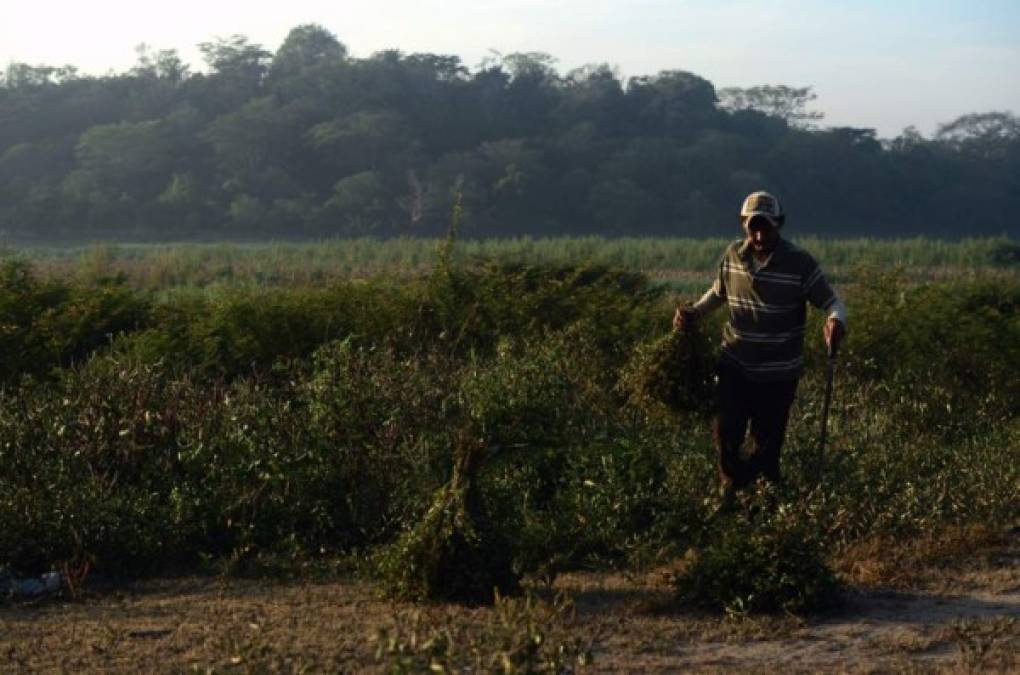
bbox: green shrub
[303,339,460,545]
[0,258,149,383]
[0,258,1016,593]
[0,361,188,573]
[416,262,663,361]
[673,496,843,615]
[836,272,1019,438]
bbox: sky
[2,0,1018,138]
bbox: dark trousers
[713,362,799,489]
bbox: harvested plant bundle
[619,322,715,417]
[378,436,519,604]
[673,499,843,615]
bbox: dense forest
[1,24,1018,241]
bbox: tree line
[1,24,1018,241]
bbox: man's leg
[714,362,754,490]
[748,378,799,484]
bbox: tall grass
[12,236,1018,291]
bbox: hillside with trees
[1,24,1018,241]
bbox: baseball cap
[740,191,783,228]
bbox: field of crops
[14,235,1020,290]
[1,237,1017,671]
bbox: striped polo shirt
[697,238,839,382]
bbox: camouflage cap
[740,191,784,228]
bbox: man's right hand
[673,306,697,332]
[824,317,845,357]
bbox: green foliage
[377,438,520,604]
[673,493,843,615]
[270,24,347,80]
[0,257,148,383]
[460,329,610,447]
[0,254,1016,604]
[618,323,715,419]
[15,238,1020,292]
[303,338,459,545]
[421,262,662,361]
[0,361,189,573]
[839,271,1020,435]
[2,28,1019,240]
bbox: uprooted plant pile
[672,488,844,615]
[618,320,716,418]
[377,434,519,604]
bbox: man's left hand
[824,317,845,357]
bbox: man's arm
[692,287,726,318]
[827,296,847,325]
[674,259,727,331]
[804,264,847,355]
[673,288,724,331]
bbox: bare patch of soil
[2,534,1017,673]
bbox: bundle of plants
[377,434,520,605]
[619,319,715,417]
[672,498,842,615]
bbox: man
[673,191,846,505]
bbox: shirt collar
[738,236,788,268]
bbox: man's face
[745,215,780,255]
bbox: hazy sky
[3,0,1018,137]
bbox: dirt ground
[2,532,1017,673]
